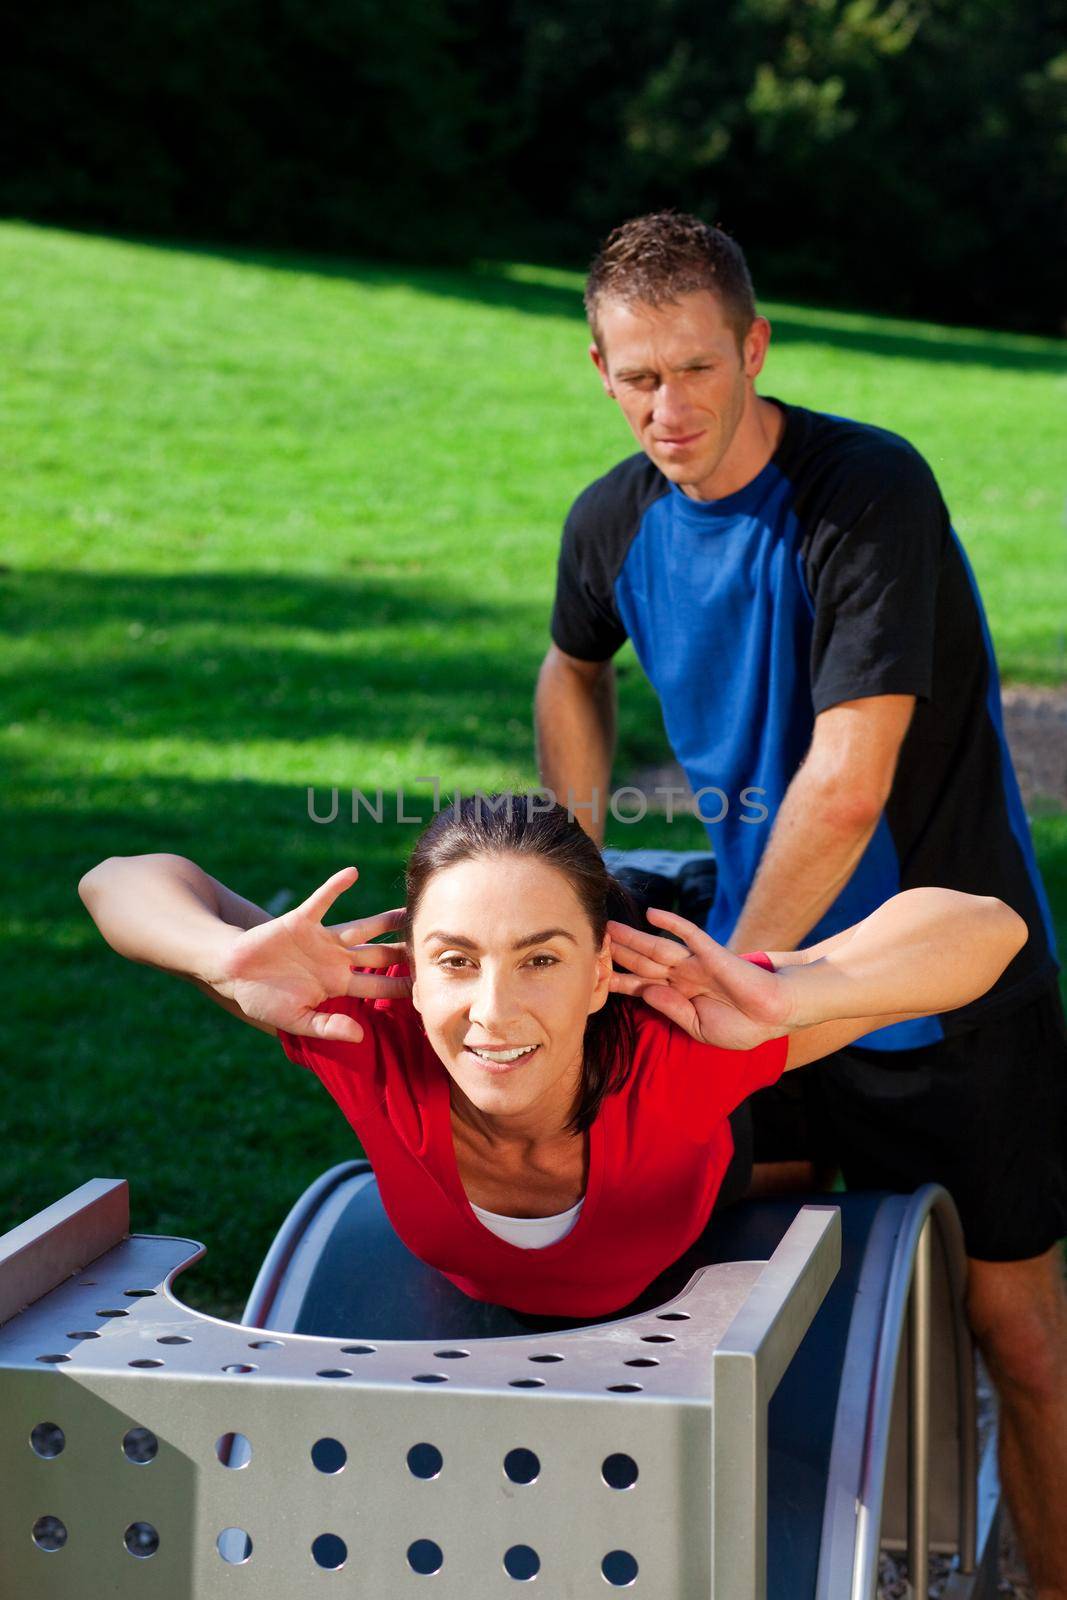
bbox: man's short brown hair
[585,211,757,351]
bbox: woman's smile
[409,854,612,1130]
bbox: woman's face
[409,854,612,1128]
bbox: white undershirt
[470,1198,585,1249]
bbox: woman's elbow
[986,898,1028,969]
[78,856,119,908]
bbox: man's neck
[682,395,785,503]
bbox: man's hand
[213,867,409,1042]
[607,908,793,1050]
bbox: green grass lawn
[2,222,1065,1314]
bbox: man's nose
[653,379,691,429]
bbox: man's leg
[966,1248,1067,1600]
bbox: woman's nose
[468,970,519,1032]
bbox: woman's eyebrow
[421,928,577,949]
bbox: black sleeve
[803,441,949,716]
[549,493,629,662]
[549,456,666,662]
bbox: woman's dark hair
[404,793,638,1133]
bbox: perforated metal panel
[0,1184,839,1599]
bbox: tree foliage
[3,0,1064,328]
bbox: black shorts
[747,984,1067,1262]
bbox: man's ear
[590,342,615,398]
[742,316,772,381]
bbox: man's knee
[965,1249,1067,1400]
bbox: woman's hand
[607,908,793,1050]
[212,868,410,1043]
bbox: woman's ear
[410,975,421,1014]
[589,932,613,1015]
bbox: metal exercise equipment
[0,1171,998,1598]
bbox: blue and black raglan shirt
[551,401,1058,1050]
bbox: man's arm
[535,644,617,845]
[728,693,915,953]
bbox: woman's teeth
[468,1045,538,1063]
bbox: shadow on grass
[39,223,1067,376]
[0,567,549,757]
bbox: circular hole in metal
[508,1378,545,1389]
[128,1358,164,1369]
[503,1447,540,1485]
[316,1368,352,1379]
[623,1357,658,1368]
[432,1349,469,1359]
[248,1339,283,1350]
[407,1442,443,1479]
[504,1544,541,1580]
[656,1311,690,1321]
[606,1383,643,1394]
[640,1334,674,1344]
[215,1433,252,1469]
[124,1521,160,1559]
[95,1309,129,1318]
[123,1289,157,1298]
[528,1352,563,1363]
[217,1528,253,1564]
[312,1533,348,1570]
[602,1453,639,1490]
[339,1344,375,1355]
[412,1373,448,1383]
[311,1437,347,1474]
[602,1549,639,1586]
[36,1354,70,1364]
[157,1335,191,1345]
[32,1514,67,1552]
[29,1423,65,1459]
[222,1364,257,1375]
[407,1538,443,1575]
[67,1330,101,1341]
[123,1426,159,1464]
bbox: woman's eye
[439,955,473,970]
[527,954,558,968]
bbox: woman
[79,794,1026,1317]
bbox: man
[535,210,1067,1596]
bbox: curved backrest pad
[265,1172,868,1599]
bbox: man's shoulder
[779,402,943,511]
[565,452,671,541]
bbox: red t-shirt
[279,960,787,1316]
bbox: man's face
[591,290,770,499]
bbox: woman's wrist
[775,959,855,1031]
[197,924,249,989]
